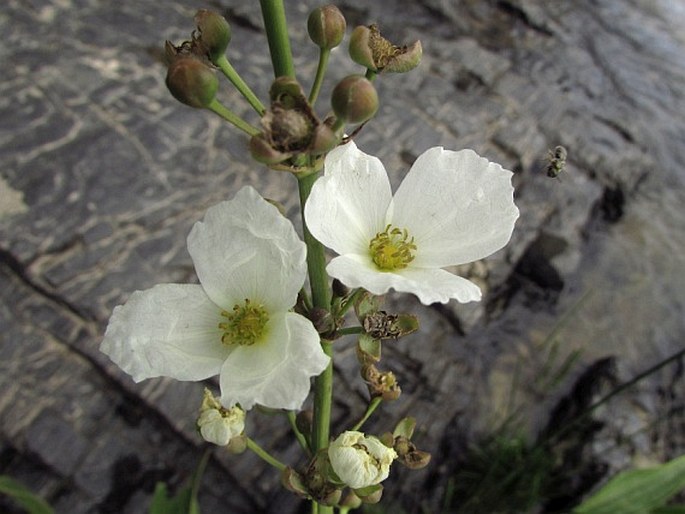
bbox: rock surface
[1,0,684,513]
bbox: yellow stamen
[218,299,269,346]
[369,224,416,271]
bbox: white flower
[328,431,397,489]
[304,141,519,305]
[101,186,330,411]
[197,389,245,446]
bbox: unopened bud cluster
[164,5,421,173]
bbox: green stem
[207,99,260,136]
[336,326,364,337]
[287,410,311,454]
[259,0,296,78]
[215,55,266,115]
[351,397,383,431]
[309,48,331,105]
[298,171,334,514]
[246,437,287,471]
[297,173,331,310]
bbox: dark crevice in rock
[593,115,636,144]
[221,7,263,33]
[98,454,172,514]
[597,184,625,223]
[496,0,554,37]
[430,303,466,336]
[0,246,95,323]
[486,232,568,317]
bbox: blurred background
[1,0,684,512]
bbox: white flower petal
[326,255,481,304]
[219,312,328,410]
[101,284,229,382]
[328,431,397,489]
[305,141,392,256]
[197,406,245,446]
[188,186,307,312]
[391,147,519,267]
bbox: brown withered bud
[165,42,218,109]
[362,364,401,401]
[393,435,431,470]
[194,9,231,64]
[362,310,419,339]
[282,467,309,497]
[309,307,337,338]
[296,409,313,437]
[349,24,422,73]
[251,77,337,168]
[304,452,342,505]
[332,279,350,300]
[308,5,346,49]
[331,75,378,124]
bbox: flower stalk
[260,0,296,78]
[214,55,266,114]
[207,99,261,136]
[247,437,287,471]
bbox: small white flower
[197,389,245,446]
[328,431,397,489]
[101,186,330,410]
[304,141,519,304]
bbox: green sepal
[393,417,416,440]
[357,333,381,363]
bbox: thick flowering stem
[259,0,296,78]
[298,171,334,514]
[298,173,331,310]
[215,55,266,115]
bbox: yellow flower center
[219,299,269,346]
[369,224,416,271]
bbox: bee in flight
[546,145,568,179]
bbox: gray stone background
[1,0,684,513]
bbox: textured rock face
[1,0,684,513]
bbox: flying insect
[546,145,568,179]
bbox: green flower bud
[165,51,218,109]
[349,24,422,73]
[194,9,232,64]
[331,75,378,124]
[308,5,346,49]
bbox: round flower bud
[328,431,397,489]
[194,9,232,64]
[307,5,346,49]
[331,75,378,124]
[166,56,219,109]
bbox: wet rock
[1,0,684,512]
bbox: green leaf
[149,482,199,514]
[0,475,54,514]
[574,454,685,514]
[652,507,685,514]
